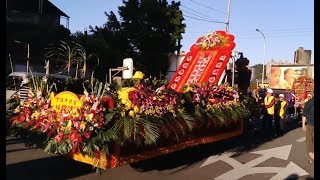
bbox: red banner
[168,31,236,92]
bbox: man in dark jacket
[302,96,314,162]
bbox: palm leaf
[179,111,195,130]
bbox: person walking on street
[263,89,275,137]
[302,96,314,163]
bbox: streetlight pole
[226,0,231,33]
[256,29,266,85]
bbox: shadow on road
[284,173,314,180]
[6,156,95,180]
[130,122,301,173]
[6,137,25,145]
[6,148,36,153]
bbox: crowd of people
[248,88,314,163]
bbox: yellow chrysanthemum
[128,110,135,117]
[133,106,140,113]
[131,71,144,79]
[125,101,133,110]
[80,121,86,130]
[118,87,136,110]
[183,86,193,93]
[86,113,94,121]
[31,111,40,119]
[227,86,234,91]
[71,109,80,118]
[67,120,72,128]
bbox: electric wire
[181,4,221,22]
[189,0,228,15]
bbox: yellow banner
[50,91,83,113]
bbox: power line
[236,34,313,38]
[235,30,313,36]
[183,14,226,24]
[185,29,313,35]
[184,33,313,39]
[264,28,313,32]
[181,5,221,22]
[189,0,227,15]
[181,9,214,21]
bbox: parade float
[7,30,249,170]
[292,75,314,100]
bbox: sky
[50,0,314,66]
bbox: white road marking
[200,145,308,179]
[296,137,306,142]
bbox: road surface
[6,125,314,180]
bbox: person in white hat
[263,88,275,137]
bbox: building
[6,0,70,74]
[6,0,69,28]
[294,47,311,65]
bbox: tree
[118,0,185,76]
[70,0,185,80]
[252,64,266,83]
[71,12,134,80]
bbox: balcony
[6,11,61,26]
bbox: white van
[6,72,69,103]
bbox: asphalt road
[6,123,314,180]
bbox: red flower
[83,132,91,139]
[41,122,51,132]
[101,97,114,109]
[110,155,119,168]
[18,115,26,123]
[54,132,64,143]
[69,130,83,144]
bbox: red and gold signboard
[168,30,236,92]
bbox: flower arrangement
[196,31,224,49]
[7,72,249,167]
[127,84,178,117]
[183,83,248,126]
[10,86,115,155]
[110,78,193,145]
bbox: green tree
[71,0,185,80]
[252,64,266,82]
[72,11,133,80]
[119,0,185,76]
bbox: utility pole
[226,0,231,33]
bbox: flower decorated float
[7,30,249,171]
